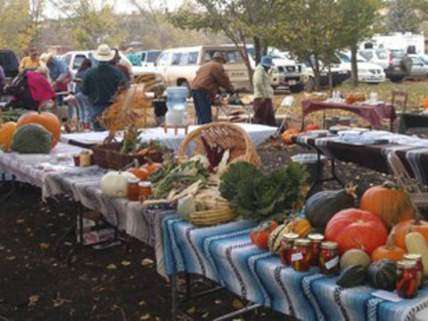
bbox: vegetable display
[220,162,307,222]
[304,186,356,230]
[17,111,61,148]
[340,249,371,270]
[405,232,428,277]
[11,124,52,154]
[250,221,279,250]
[371,233,405,262]
[392,218,428,249]
[368,260,397,291]
[324,208,388,255]
[337,265,367,288]
[101,171,138,198]
[0,122,17,151]
[360,182,415,229]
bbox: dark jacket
[82,62,128,106]
[191,61,233,100]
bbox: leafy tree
[385,0,422,33]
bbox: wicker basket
[92,143,163,170]
[188,206,237,227]
[177,122,261,167]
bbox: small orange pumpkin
[304,123,320,131]
[0,122,17,151]
[281,128,300,145]
[288,218,312,238]
[17,112,61,148]
[392,218,428,249]
[371,232,405,262]
[423,97,428,109]
[360,182,415,229]
[128,167,150,180]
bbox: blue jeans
[76,93,91,123]
[192,90,212,124]
[91,104,108,131]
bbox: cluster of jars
[126,178,153,202]
[396,254,424,299]
[279,233,340,274]
[73,151,93,167]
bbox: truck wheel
[389,75,404,83]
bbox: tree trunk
[254,36,262,65]
[327,63,333,93]
[312,56,321,91]
[350,44,359,87]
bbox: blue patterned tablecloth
[161,215,428,321]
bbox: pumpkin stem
[345,183,357,198]
[385,232,396,249]
[382,181,399,190]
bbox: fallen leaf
[141,258,154,267]
[40,243,50,250]
[121,260,131,267]
[138,300,146,306]
[106,264,117,270]
[6,256,16,261]
[232,299,244,310]
[28,295,40,306]
[16,219,25,224]
[186,307,196,314]
[140,314,151,320]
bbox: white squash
[405,232,428,277]
[177,196,196,216]
[101,171,137,198]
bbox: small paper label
[372,290,403,303]
[291,253,303,262]
[325,256,339,270]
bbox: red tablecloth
[302,100,396,129]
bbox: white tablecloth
[61,123,277,151]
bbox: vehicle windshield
[420,55,428,65]
[376,50,388,60]
[147,51,161,63]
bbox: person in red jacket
[191,52,234,124]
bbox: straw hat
[39,52,53,64]
[93,44,115,62]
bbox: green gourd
[340,249,371,270]
[11,124,52,154]
[368,260,397,291]
[337,265,367,288]
[304,186,356,229]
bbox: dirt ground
[0,141,411,321]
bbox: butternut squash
[405,232,428,277]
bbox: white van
[155,45,251,91]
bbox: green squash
[368,260,397,291]
[340,249,371,270]
[304,186,356,229]
[337,265,367,288]
[11,124,52,154]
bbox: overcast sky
[44,0,183,18]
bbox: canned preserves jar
[396,260,418,299]
[279,233,299,266]
[291,239,311,272]
[319,241,339,275]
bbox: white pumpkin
[101,171,138,198]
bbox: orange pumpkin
[360,182,415,229]
[0,122,17,151]
[250,221,279,250]
[143,162,162,175]
[371,232,405,262]
[304,124,320,132]
[423,97,428,109]
[17,112,61,148]
[392,218,428,249]
[128,167,150,180]
[287,217,312,237]
[281,128,300,145]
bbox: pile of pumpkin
[0,111,61,153]
[250,182,428,291]
[281,123,320,146]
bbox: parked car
[0,49,19,78]
[407,54,428,78]
[301,57,350,91]
[155,45,251,91]
[336,52,385,84]
[138,50,161,67]
[247,46,304,92]
[359,48,409,82]
[419,54,428,65]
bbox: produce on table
[101,171,138,198]
[304,124,320,131]
[11,124,52,154]
[17,111,61,148]
[220,162,307,223]
[392,218,428,249]
[304,185,356,230]
[0,108,27,123]
[345,93,366,104]
[250,221,279,250]
[177,196,196,216]
[144,162,162,176]
[128,167,150,180]
[325,208,388,255]
[367,259,397,291]
[360,182,415,229]
[267,218,311,254]
[371,233,405,262]
[336,265,367,288]
[281,128,300,145]
[396,260,418,299]
[0,122,17,151]
[405,232,428,277]
[340,249,371,270]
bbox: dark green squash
[368,260,397,291]
[304,186,356,229]
[11,124,52,154]
[337,265,367,288]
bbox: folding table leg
[171,274,178,321]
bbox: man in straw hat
[252,55,276,126]
[81,44,129,130]
[191,51,234,124]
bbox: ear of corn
[188,207,237,226]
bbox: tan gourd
[405,232,428,277]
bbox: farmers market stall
[60,123,277,150]
[302,100,396,130]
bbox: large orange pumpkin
[325,208,388,255]
[360,182,415,229]
[392,218,428,249]
[0,122,17,151]
[17,112,61,148]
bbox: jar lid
[295,238,311,246]
[128,178,140,184]
[282,233,299,241]
[404,254,422,261]
[308,233,324,241]
[139,181,152,187]
[397,260,417,269]
[321,241,338,250]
